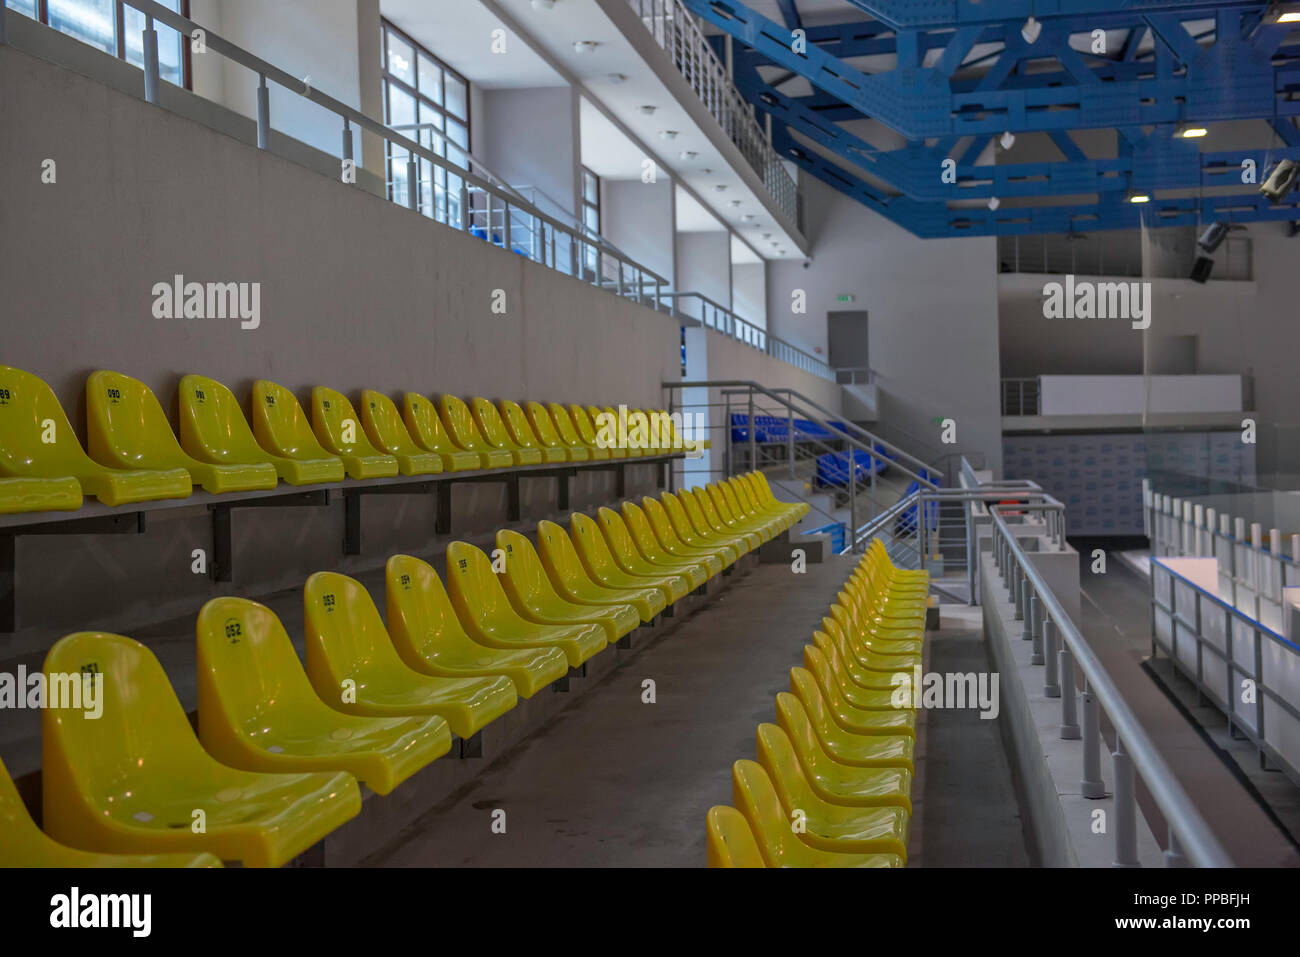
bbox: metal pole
[460,185,471,231]
[1081,682,1106,798]
[787,401,795,479]
[1113,735,1139,866]
[143,16,161,105]
[342,118,353,169]
[1060,645,1080,738]
[1043,615,1060,697]
[256,74,270,150]
[747,388,756,475]
[1165,827,1188,867]
[850,455,858,554]
[724,391,732,479]
[1029,593,1043,663]
[406,156,418,211]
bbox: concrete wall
[604,178,676,286]
[731,261,766,329]
[478,87,579,218]
[769,177,1004,476]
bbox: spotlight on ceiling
[679,150,696,161]
[1021,16,1041,44]
[1261,159,1300,203]
[573,40,598,53]
[714,184,728,191]
[999,131,1015,150]
[658,130,679,141]
[728,199,742,207]
[606,73,627,84]
[742,214,756,221]
[1178,125,1208,138]
[637,105,656,115]
[1268,3,1300,23]
[531,0,556,9]
[1128,193,1151,204]
[1197,220,1229,253]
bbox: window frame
[26,0,193,90]
[581,166,601,273]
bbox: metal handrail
[663,292,833,380]
[89,0,670,301]
[989,502,1233,867]
[623,0,799,227]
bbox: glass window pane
[583,170,598,203]
[387,83,416,130]
[417,54,442,104]
[447,143,468,172]
[584,206,599,233]
[386,31,415,85]
[445,74,467,120]
[48,0,116,55]
[10,0,37,19]
[124,2,184,86]
[446,119,467,150]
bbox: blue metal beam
[840,0,1267,30]
[774,0,801,30]
[682,0,1291,138]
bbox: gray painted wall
[604,178,675,285]
[478,87,579,218]
[768,177,1004,476]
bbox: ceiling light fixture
[679,150,696,160]
[573,40,598,53]
[987,196,1000,210]
[658,130,679,141]
[531,0,556,9]
[1178,125,1207,138]
[1128,193,1151,204]
[1021,16,1041,44]
[999,130,1015,150]
[607,73,627,84]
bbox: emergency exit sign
[836,294,855,303]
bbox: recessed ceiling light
[607,73,627,84]
[700,168,712,175]
[728,199,742,207]
[987,196,1000,210]
[531,0,556,9]
[1179,126,1207,138]
[999,130,1015,150]
[573,40,598,53]
[761,233,771,239]
[658,130,679,141]
[1281,11,1300,22]
[742,214,756,221]
[638,105,656,115]
[1129,193,1151,204]
[714,184,727,191]
[679,150,696,160]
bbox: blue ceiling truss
[681,0,1300,237]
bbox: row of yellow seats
[706,538,931,868]
[0,364,685,514]
[2,472,805,867]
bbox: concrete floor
[364,557,1031,867]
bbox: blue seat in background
[813,445,894,489]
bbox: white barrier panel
[1038,374,1244,416]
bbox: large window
[381,19,470,225]
[581,167,601,275]
[14,0,190,88]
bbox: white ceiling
[675,185,723,232]
[380,0,562,88]
[580,96,658,179]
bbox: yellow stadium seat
[0,476,81,515]
[566,405,618,460]
[731,761,902,868]
[748,471,810,521]
[777,690,914,772]
[691,487,764,549]
[443,540,607,669]
[0,755,222,867]
[705,805,766,868]
[470,397,543,466]
[621,501,723,578]
[401,393,481,472]
[302,572,517,739]
[438,395,513,469]
[179,374,343,486]
[705,482,776,542]
[359,390,443,476]
[42,632,360,867]
[384,553,569,697]
[596,506,707,590]
[759,721,912,814]
[725,477,792,533]
[0,365,191,507]
[569,511,688,605]
[581,405,628,459]
[500,400,566,464]
[792,665,915,738]
[196,596,452,795]
[641,495,737,568]
[812,630,903,690]
[805,644,911,712]
[736,473,801,528]
[598,405,648,458]
[86,370,277,495]
[830,601,925,654]
[753,728,909,860]
[310,387,400,480]
[524,401,590,462]
[494,529,640,643]
[542,403,602,461]
[251,380,350,484]
[535,520,665,623]
[671,489,754,555]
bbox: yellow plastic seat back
[538,403,594,458]
[359,390,442,474]
[439,394,513,468]
[566,405,615,459]
[303,571,408,702]
[500,400,563,463]
[444,539,527,626]
[401,393,479,470]
[471,397,542,465]
[88,370,277,494]
[705,805,766,868]
[252,380,337,461]
[585,405,628,459]
[522,401,583,461]
[310,386,399,479]
[0,365,191,506]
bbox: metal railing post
[747,389,756,474]
[1029,593,1043,663]
[406,156,418,211]
[143,15,161,105]
[1080,682,1106,798]
[1060,645,1081,738]
[787,402,795,479]
[1043,615,1060,697]
[256,74,270,150]
[1113,735,1140,866]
